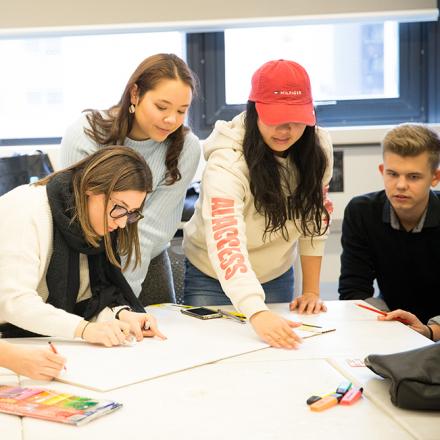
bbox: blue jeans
[183,259,294,306]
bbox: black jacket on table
[338,190,440,324]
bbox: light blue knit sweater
[60,113,201,295]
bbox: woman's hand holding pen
[76,320,132,347]
[290,292,327,314]
[3,344,65,381]
[117,311,167,341]
[250,310,302,349]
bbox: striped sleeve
[123,132,201,294]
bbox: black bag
[364,342,440,410]
[0,151,53,196]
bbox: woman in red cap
[183,59,333,349]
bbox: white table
[223,301,432,362]
[329,356,440,440]
[1,300,438,439]
[19,359,414,440]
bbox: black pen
[217,309,246,324]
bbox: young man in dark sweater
[339,124,440,324]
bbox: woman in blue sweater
[61,53,201,305]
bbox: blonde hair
[37,146,152,269]
[382,123,440,172]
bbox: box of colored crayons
[0,385,122,425]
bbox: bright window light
[0,32,184,139]
[225,23,399,105]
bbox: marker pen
[306,395,322,405]
[340,387,364,405]
[336,381,352,395]
[310,395,339,412]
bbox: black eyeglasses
[109,200,144,224]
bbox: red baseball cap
[248,59,316,126]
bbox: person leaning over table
[0,146,165,346]
[60,53,201,306]
[183,59,333,349]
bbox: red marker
[355,303,410,324]
[340,387,363,405]
[48,341,67,371]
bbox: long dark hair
[242,101,330,241]
[84,53,197,185]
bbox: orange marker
[310,395,339,412]
[48,341,67,371]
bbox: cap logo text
[273,90,302,95]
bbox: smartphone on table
[180,307,222,320]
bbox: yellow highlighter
[225,311,246,319]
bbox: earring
[129,104,135,114]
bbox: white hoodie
[183,112,333,319]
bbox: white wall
[332,145,383,219]
[1,0,436,33]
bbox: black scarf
[0,172,144,338]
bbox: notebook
[0,385,122,426]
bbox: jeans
[183,258,294,306]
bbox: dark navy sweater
[339,190,440,324]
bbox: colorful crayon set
[307,381,363,412]
[0,385,122,425]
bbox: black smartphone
[180,307,222,320]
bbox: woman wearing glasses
[60,53,201,305]
[0,147,166,351]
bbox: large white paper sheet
[47,308,268,391]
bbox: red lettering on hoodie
[211,198,247,280]
[211,197,235,216]
[212,216,237,231]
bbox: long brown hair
[84,53,197,184]
[37,146,152,269]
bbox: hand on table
[250,310,302,349]
[378,309,428,336]
[118,310,167,341]
[289,293,327,314]
[79,320,132,347]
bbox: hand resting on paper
[289,292,327,314]
[76,319,132,347]
[250,310,302,349]
[117,310,167,341]
[0,342,66,380]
